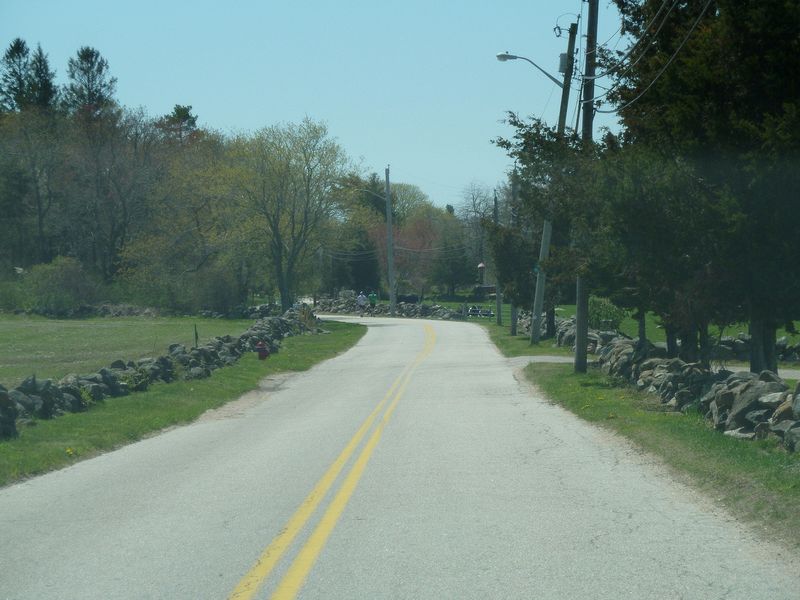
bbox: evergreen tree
[63,46,117,118]
[0,38,31,111]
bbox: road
[1,317,798,599]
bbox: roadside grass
[0,321,366,487]
[0,313,255,388]
[481,321,573,357]
[527,363,800,549]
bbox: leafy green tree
[234,118,349,310]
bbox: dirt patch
[197,372,296,422]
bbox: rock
[724,428,755,441]
[109,359,126,370]
[769,420,799,438]
[772,399,794,422]
[726,381,787,430]
[785,427,800,452]
[744,409,771,426]
[0,387,18,439]
[757,391,788,411]
[754,422,771,440]
[710,400,728,431]
[758,370,784,384]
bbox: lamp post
[497,22,577,344]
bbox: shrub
[588,295,628,331]
[23,257,99,316]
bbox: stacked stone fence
[596,338,800,451]
[0,312,316,441]
[315,298,463,320]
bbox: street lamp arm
[496,52,563,89]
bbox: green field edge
[523,362,800,551]
[0,321,366,488]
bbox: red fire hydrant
[255,340,270,360]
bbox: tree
[28,44,57,111]
[608,0,800,372]
[63,46,117,119]
[235,118,349,310]
[157,104,198,144]
[0,38,30,112]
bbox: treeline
[0,39,495,315]
[491,0,800,374]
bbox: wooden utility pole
[530,21,578,345]
[574,0,598,373]
[494,189,502,325]
[385,166,396,316]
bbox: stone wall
[315,299,463,320]
[596,338,800,451]
[0,314,313,440]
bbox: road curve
[1,316,797,599]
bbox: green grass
[0,321,366,487]
[0,314,255,388]
[527,363,800,548]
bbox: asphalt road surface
[2,317,798,599]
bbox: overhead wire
[594,0,714,113]
[580,0,682,106]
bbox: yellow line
[270,325,436,600]
[228,325,435,600]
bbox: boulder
[726,381,787,430]
[758,391,788,411]
[0,387,18,439]
[769,420,799,438]
[724,428,756,441]
[772,399,794,423]
[785,427,800,452]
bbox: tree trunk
[698,322,711,369]
[679,328,699,363]
[546,306,556,339]
[510,304,518,336]
[666,326,679,358]
[764,323,777,374]
[749,316,765,373]
[636,310,647,351]
[574,276,589,373]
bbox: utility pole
[385,166,397,316]
[530,21,578,345]
[493,189,502,325]
[574,0,598,373]
[510,172,519,336]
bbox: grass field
[0,320,366,486]
[0,314,255,388]
[527,363,800,549]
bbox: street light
[497,24,578,345]
[495,52,563,88]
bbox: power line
[595,0,714,114]
[585,0,677,81]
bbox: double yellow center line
[229,324,436,600]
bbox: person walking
[356,291,367,317]
[368,291,378,315]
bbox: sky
[1,0,624,208]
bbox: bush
[0,279,24,310]
[23,257,99,316]
[588,295,628,331]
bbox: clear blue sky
[1,0,623,208]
